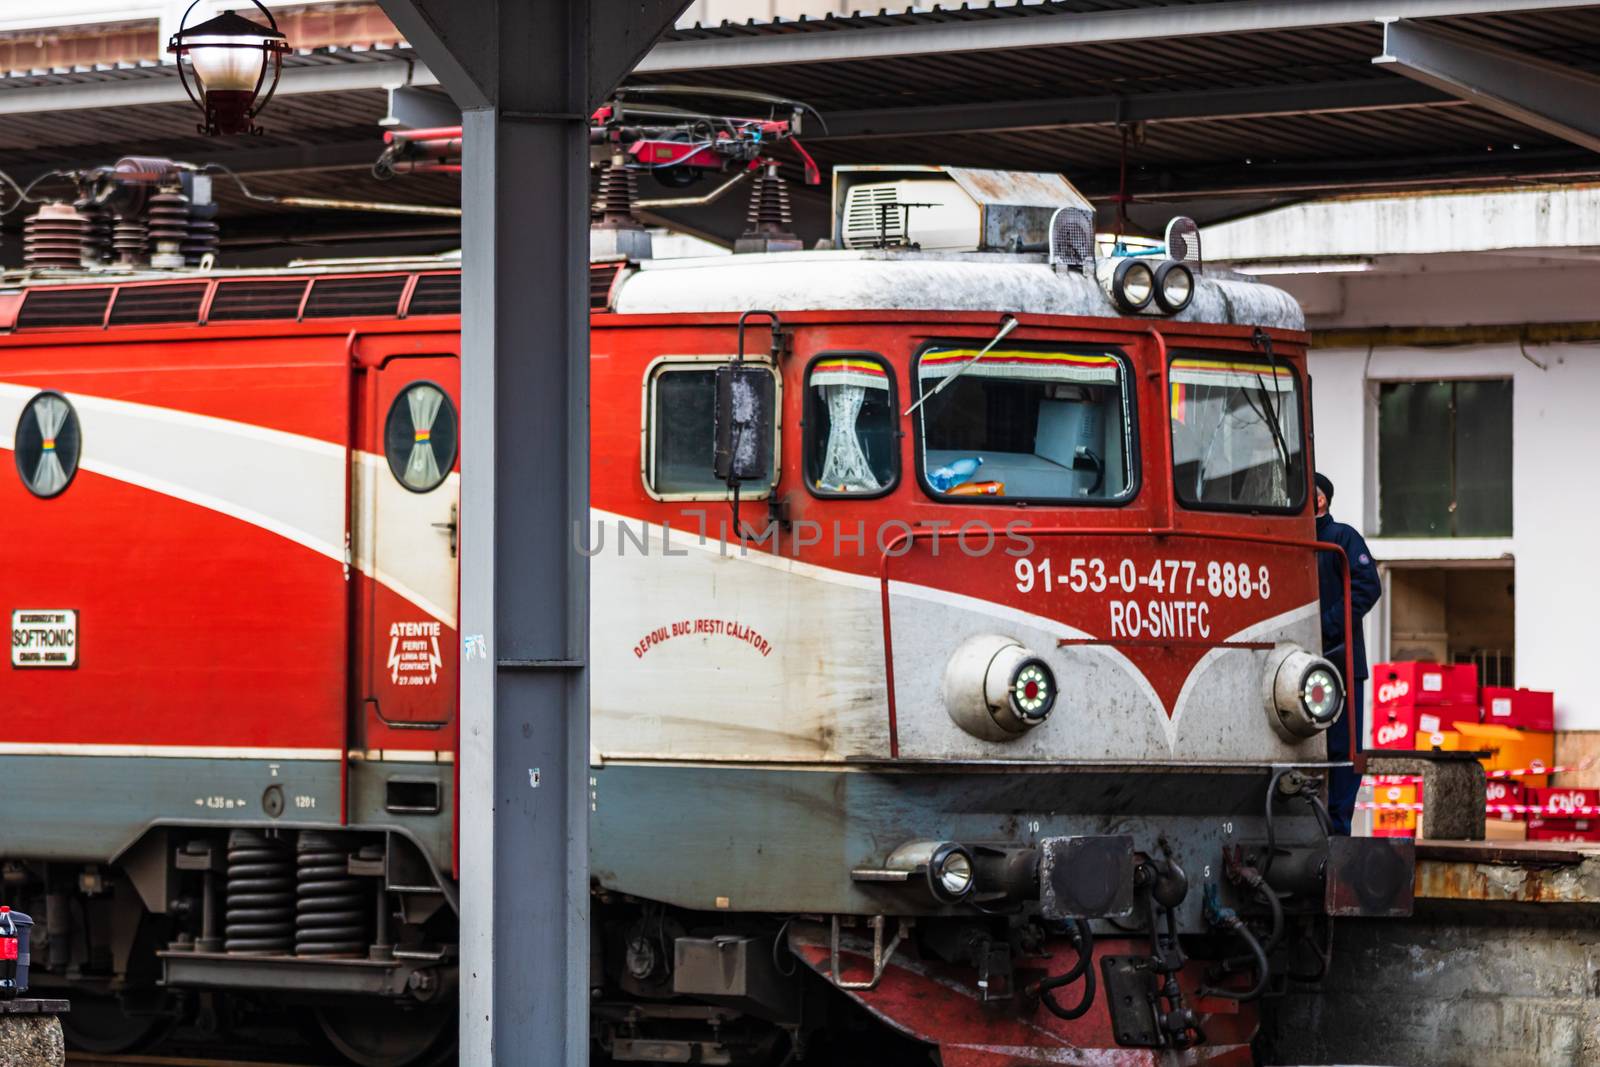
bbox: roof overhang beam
[820,77,1457,140]
[638,0,1600,72]
[0,54,435,116]
[1373,18,1600,154]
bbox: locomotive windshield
[914,347,1134,502]
[1169,355,1305,510]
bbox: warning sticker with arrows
[388,621,443,686]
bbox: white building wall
[1287,265,1600,731]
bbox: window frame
[1168,351,1309,516]
[640,354,783,502]
[383,378,459,495]
[14,389,83,500]
[802,350,901,501]
[1376,376,1513,538]
[909,340,1141,508]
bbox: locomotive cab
[585,166,1414,1064]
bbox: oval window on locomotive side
[384,381,458,494]
[14,390,83,499]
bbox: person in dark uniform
[1315,472,1382,834]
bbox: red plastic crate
[1371,704,1478,749]
[1485,779,1524,808]
[1526,818,1600,843]
[1373,662,1478,709]
[1481,687,1555,732]
[1525,787,1599,818]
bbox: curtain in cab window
[808,357,893,494]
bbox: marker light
[944,635,1059,740]
[1111,259,1155,312]
[1153,261,1194,314]
[1301,664,1343,723]
[1011,659,1056,722]
[927,843,976,902]
[1263,645,1345,740]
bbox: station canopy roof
[2,0,1599,259]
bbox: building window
[385,382,458,493]
[646,361,778,498]
[805,354,897,497]
[1378,379,1512,537]
[15,391,82,499]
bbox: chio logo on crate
[1376,720,1410,746]
[1377,679,1411,704]
[1545,791,1592,815]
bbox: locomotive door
[357,352,460,730]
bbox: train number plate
[11,609,77,669]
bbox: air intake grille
[1048,207,1096,273]
[209,280,307,322]
[1165,216,1202,270]
[842,184,906,249]
[16,287,112,329]
[407,273,460,316]
[304,275,408,319]
[109,283,208,326]
[590,262,624,310]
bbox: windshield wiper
[903,314,1019,417]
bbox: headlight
[944,635,1058,740]
[927,842,975,902]
[1111,259,1154,312]
[1263,644,1345,740]
[1153,260,1194,314]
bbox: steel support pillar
[1375,18,1600,154]
[375,1,688,1062]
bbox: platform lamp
[167,1,290,136]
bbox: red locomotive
[0,156,1412,1065]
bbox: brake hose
[1030,918,1098,1020]
[1200,886,1270,1002]
[1262,766,1292,878]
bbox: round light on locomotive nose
[1301,665,1343,722]
[1111,259,1155,312]
[944,635,1058,740]
[1010,659,1056,722]
[1263,645,1345,740]
[927,843,975,903]
[1153,261,1194,314]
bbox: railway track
[67,1054,339,1067]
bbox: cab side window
[645,360,779,498]
[804,354,897,497]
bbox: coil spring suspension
[224,830,294,955]
[295,832,367,957]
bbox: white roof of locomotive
[611,249,1305,331]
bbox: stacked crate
[1364,662,1559,841]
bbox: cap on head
[1314,472,1334,502]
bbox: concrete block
[1262,915,1600,1066]
[0,1015,64,1067]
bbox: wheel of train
[314,1000,456,1067]
[58,992,174,1055]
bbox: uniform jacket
[1316,512,1382,681]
